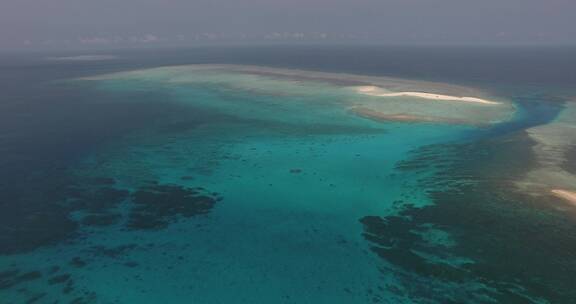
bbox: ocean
[0,45,575,303]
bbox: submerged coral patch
[128,184,219,230]
[0,270,42,290]
[81,213,121,226]
[69,257,88,268]
[47,274,71,285]
[88,244,138,258]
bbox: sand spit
[355,86,500,105]
[551,189,576,206]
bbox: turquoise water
[1,48,575,303]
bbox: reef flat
[81,64,515,126]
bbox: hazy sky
[1,0,575,48]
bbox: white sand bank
[355,86,500,105]
[551,189,576,206]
